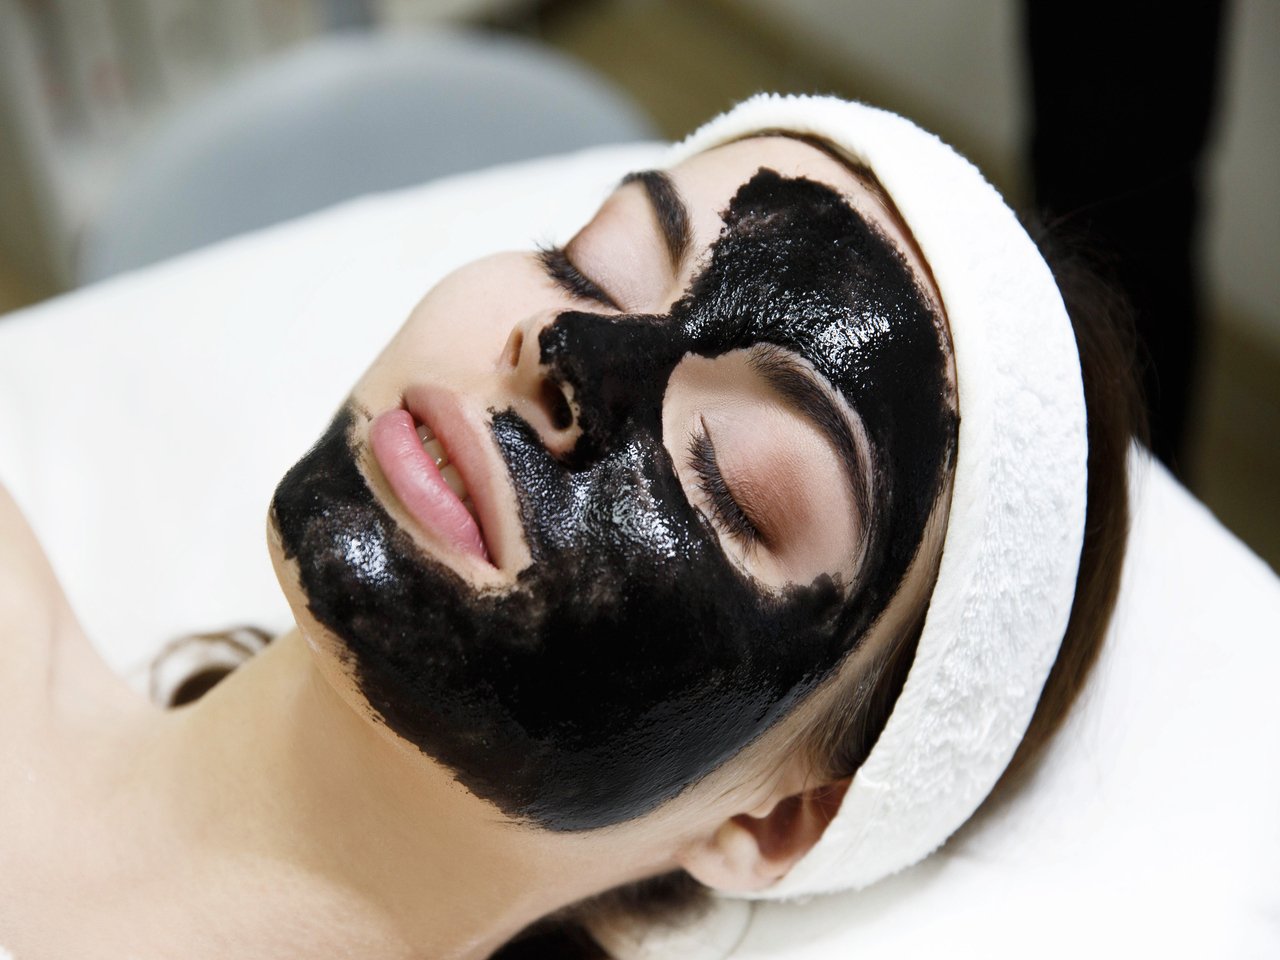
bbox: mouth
[369,405,494,567]
[414,420,480,521]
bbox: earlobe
[676,779,849,894]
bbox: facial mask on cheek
[272,403,841,830]
[270,168,954,832]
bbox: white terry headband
[667,94,1089,900]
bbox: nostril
[541,379,574,431]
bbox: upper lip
[398,384,511,573]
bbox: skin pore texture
[270,138,958,833]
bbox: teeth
[438,462,467,500]
[414,418,477,520]
[422,437,448,468]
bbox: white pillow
[1,143,1276,957]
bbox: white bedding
[1,142,1276,958]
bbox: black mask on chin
[271,169,956,831]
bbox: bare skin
[0,137,954,958]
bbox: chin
[266,511,304,615]
[266,511,333,652]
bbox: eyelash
[688,422,761,550]
[536,243,617,309]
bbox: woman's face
[269,136,957,831]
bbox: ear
[674,778,850,894]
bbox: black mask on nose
[271,168,956,831]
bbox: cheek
[356,254,539,392]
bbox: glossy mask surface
[271,168,956,831]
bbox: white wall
[729,0,1280,349]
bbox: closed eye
[688,417,762,550]
[536,243,622,311]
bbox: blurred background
[0,0,1275,569]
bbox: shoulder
[0,481,73,712]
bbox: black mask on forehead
[271,168,956,831]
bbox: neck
[98,628,647,958]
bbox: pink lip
[369,408,490,564]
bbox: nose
[500,313,581,462]
[538,309,685,467]
[501,309,686,468]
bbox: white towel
[668,92,1087,899]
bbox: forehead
[666,135,941,314]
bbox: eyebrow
[746,345,872,537]
[619,170,692,272]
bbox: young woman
[0,95,1139,958]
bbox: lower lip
[369,408,490,563]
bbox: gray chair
[77,28,656,283]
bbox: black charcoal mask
[272,169,955,831]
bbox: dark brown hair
[997,217,1145,789]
